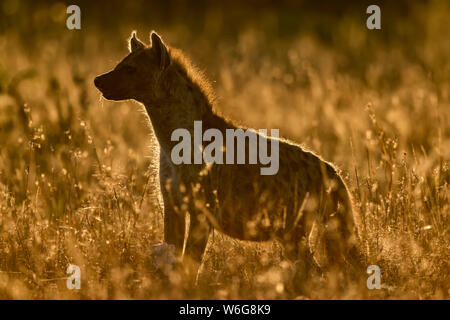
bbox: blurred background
[0,0,448,299]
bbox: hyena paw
[150,243,177,273]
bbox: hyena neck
[142,54,229,159]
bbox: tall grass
[0,1,448,299]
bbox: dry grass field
[0,0,448,299]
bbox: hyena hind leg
[314,214,366,292]
[280,225,322,296]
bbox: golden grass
[0,1,448,299]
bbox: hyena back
[94,31,364,289]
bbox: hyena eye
[123,66,137,73]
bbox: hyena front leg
[183,210,211,285]
[150,185,185,276]
[159,180,186,259]
[162,195,186,258]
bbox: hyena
[94,31,364,291]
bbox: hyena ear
[129,31,145,52]
[150,31,170,70]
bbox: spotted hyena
[94,31,364,291]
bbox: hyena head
[94,31,170,102]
